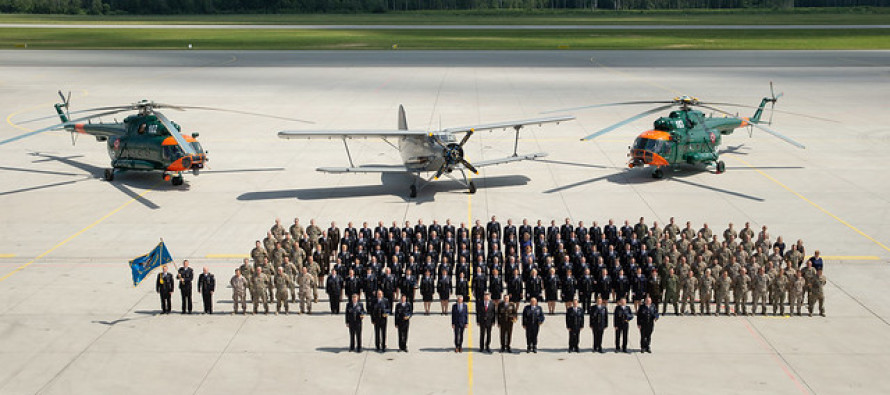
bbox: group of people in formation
[205,215,828,353]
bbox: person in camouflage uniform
[274,267,294,314]
[289,217,305,240]
[298,266,317,314]
[680,270,698,315]
[699,268,715,315]
[306,219,323,245]
[251,266,270,314]
[230,268,247,315]
[307,256,322,303]
[733,267,751,316]
[790,271,806,316]
[250,240,267,266]
[270,218,287,241]
[662,268,680,316]
[808,269,826,317]
[715,270,732,316]
[752,267,771,315]
[283,257,299,303]
[771,269,788,315]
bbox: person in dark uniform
[452,295,469,353]
[566,298,584,352]
[508,269,523,310]
[177,260,194,314]
[590,297,609,353]
[394,294,413,352]
[344,269,361,304]
[326,268,344,314]
[526,269,543,303]
[345,294,365,352]
[614,298,633,353]
[156,265,174,314]
[437,268,451,315]
[477,292,496,353]
[522,297,545,353]
[197,266,215,314]
[420,269,435,315]
[497,294,518,353]
[637,296,659,353]
[544,268,560,315]
[579,268,595,314]
[371,290,389,352]
[456,272,470,304]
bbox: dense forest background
[0,0,887,15]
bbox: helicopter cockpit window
[163,145,184,160]
[633,138,666,154]
[190,142,204,154]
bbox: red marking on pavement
[742,319,809,395]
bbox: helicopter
[7,92,310,186]
[545,84,817,178]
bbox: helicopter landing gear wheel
[468,181,477,194]
[104,168,114,182]
[716,161,726,174]
[652,168,664,179]
[171,175,184,186]
[409,185,417,198]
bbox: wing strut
[512,125,523,157]
[342,137,355,167]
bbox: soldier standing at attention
[306,219,323,246]
[699,268,715,315]
[271,218,287,240]
[613,298,633,353]
[274,267,293,315]
[680,270,697,315]
[590,297,609,353]
[637,296,658,353]
[394,294,413,352]
[753,267,771,315]
[251,267,270,315]
[497,294,518,353]
[230,268,247,315]
[156,265,174,314]
[808,268,826,317]
[371,290,389,352]
[298,266,316,314]
[477,292,496,353]
[522,297,545,353]
[326,268,344,314]
[565,298,584,353]
[733,267,752,316]
[197,266,215,314]
[715,270,732,316]
[250,240,267,266]
[346,294,365,353]
[177,260,194,314]
[771,268,788,315]
[452,295,469,353]
[290,217,305,240]
[662,268,679,315]
[790,271,806,316]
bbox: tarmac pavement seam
[826,276,890,327]
[742,318,813,395]
[193,315,249,395]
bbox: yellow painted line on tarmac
[205,254,249,259]
[821,256,881,261]
[0,254,15,258]
[734,157,890,256]
[0,184,158,283]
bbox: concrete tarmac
[0,50,888,394]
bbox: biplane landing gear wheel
[468,181,477,194]
[409,185,417,198]
[652,168,664,179]
[716,161,726,174]
[104,168,114,182]
[171,175,184,186]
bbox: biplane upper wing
[278,130,429,140]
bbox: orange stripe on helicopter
[166,156,191,172]
[648,152,669,166]
[161,134,197,146]
[638,130,671,141]
[74,124,86,134]
[739,117,749,127]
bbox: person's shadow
[316,347,352,353]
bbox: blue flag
[129,241,173,287]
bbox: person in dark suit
[477,292,496,353]
[614,298,633,353]
[325,268,344,314]
[590,296,609,353]
[522,297,545,353]
[371,290,389,352]
[394,294,413,352]
[177,260,194,314]
[497,294,519,353]
[197,266,215,314]
[452,295,469,353]
[565,298,584,352]
[637,296,659,353]
[346,294,366,352]
[156,265,174,314]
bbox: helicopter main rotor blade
[580,104,675,141]
[172,105,314,124]
[697,104,805,149]
[16,105,136,124]
[699,102,836,122]
[542,101,674,115]
[153,110,198,156]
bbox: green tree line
[0,0,887,14]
